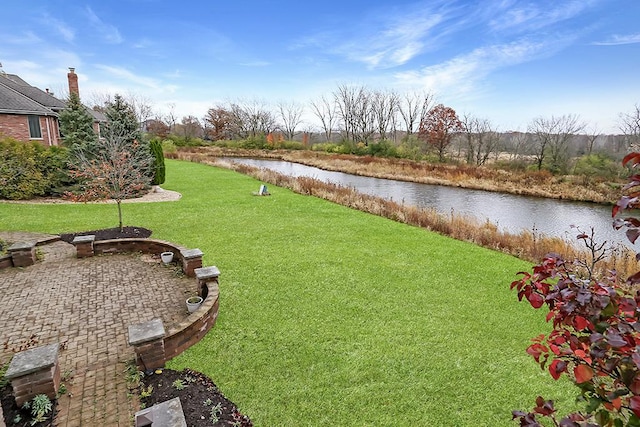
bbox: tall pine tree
[58,92,98,148]
[103,94,141,145]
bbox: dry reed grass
[169,149,639,278]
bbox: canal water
[223,157,632,248]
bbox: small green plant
[29,394,52,425]
[184,374,196,383]
[124,360,143,389]
[172,379,186,390]
[210,402,222,423]
[57,383,67,397]
[204,398,213,406]
[140,385,153,398]
[13,414,22,424]
[61,368,74,383]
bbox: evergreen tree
[103,94,141,145]
[149,139,165,185]
[99,94,154,181]
[58,92,98,148]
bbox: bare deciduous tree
[398,91,435,135]
[227,99,276,139]
[277,101,304,140]
[310,95,337,142]
[334,84,359,143]
[584,124,602,156]
[460,114,500,166]
[333,85,377,144]
[372,90,399,141]
[619,104,640,150]
[504,131,531,162]
[177,115,203,142]
[528,114,585,172]
[165,103,178,134]
[126,92,154,131]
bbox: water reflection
[223,157,627,247]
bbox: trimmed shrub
[0,138,79,199]
[0,138,48,199]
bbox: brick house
[0,67,105,146]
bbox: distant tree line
[92,86,640,178]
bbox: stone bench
[72,235,95,258]
[135,397,187,427]
[7,241,37,267]
[128,319,166,371]
[194,266,220,298]
[4,343,60,407]
[180,249,203,278]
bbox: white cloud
[94,64,161,89]
[489,0,597,33]
[593,33,640,46]
[339,10,446,68]
[4,31,42,44]
[394,37,559,95]
[293,1,463,69]
[41,49,83,69]
[85,6,123,44]
[42,14,75,42]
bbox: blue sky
[1,0,639,133]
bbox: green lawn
[0,159,577,426]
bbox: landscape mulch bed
[139,368,252,427]
[0,384,55,427]
[59,226,152,243]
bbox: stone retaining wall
[91,238,203,277]
[164,281,220,361]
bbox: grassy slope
[0,159,576,426]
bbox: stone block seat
[4,343,60,407]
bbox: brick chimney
[67,67,79,98]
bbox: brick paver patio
[0,231,199,426]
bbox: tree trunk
[117,200,123,232]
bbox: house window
[28,115,42,139]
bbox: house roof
[88,107,107,122]
[0,72,106,121]
[1,74,67,110]
[0,76,58,116]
